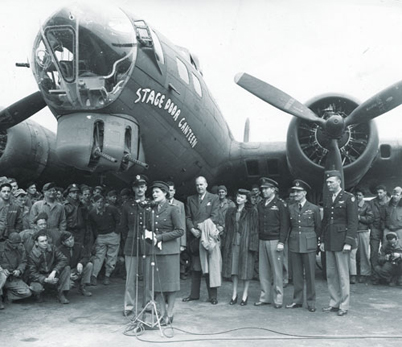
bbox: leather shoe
[254,301,270,306]
[240,297,248,306]
[229,296,238,305]
[210,298,218,305]
[322,306,339,312]
[182,296,199,302]
[308,306,316,312]
[285,303,302,309]
[337,309,348,316]
[274,304,282,309]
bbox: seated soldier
[27,231,71,304]
[0,233,32,309]
[20,212,53,255]
[58,231,93,297]
[372,232,402,286]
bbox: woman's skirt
[154,254,180,292]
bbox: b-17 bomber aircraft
[0,3,402,201]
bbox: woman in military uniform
[148,181,184,325]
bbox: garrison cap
[13,189,27,197]
[150,181,169,193]
[8,232,21,244]
[291,179,311,191]
[131,174,148,187]
[120,188,131,197]
[259,177,278,189]
[94,185,104,192]
[325,170,342,180]
[66,183,80,194]
[217,185,227,193]
[42,182,56,192]
[107,189,118,197]
[386,232,398,240]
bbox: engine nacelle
[286,94,379,190]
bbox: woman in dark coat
[148,181,184,325]
[223,189,258,306]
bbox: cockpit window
[150,29,164,65]
[31,5,137,112]
[192,73,202,97]
[176,58,189,84]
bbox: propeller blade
[235,72,325,125]
[345,80,402,126]
[325,139,345,188]
[0,91,46,130]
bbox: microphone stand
[130,207,163,336]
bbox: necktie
[298,204,302,212]
[332,194,337,202]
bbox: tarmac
[1,262,402,347]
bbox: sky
[1,0,402,142]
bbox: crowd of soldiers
[0,171,401,320]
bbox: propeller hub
[325,114,345,139]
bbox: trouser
[373,262,402,283]
[124,255,151,312]
[0,272,31,301]
[71,262,93,285]
[370,228,382,271]
[258,240,283,305]
[326,250,350,311]
[283,243,292,283]
[92,232,121,278]
[291,251,316,307]
[189,270,217,300]
[30,266,71,295]
[349,247,357,276]
[356,231,371,276]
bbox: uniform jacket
[58,243,90,269]
[119,198,151,256]
[370,196,390,230]
[27,244,68,284]
[186,191,220,252]
[147,201,184,255]
[222,205,258,280]
[288,200,321,253]
[64,197,87,231]
[0,200,23,240]
[257,195,290,243]
[0,241,27,274]
[381,198,402,231]
[169,198,186,248]
[357,200,373,231]
[322,190,358,251]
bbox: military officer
[119,175,152,316]
[320,170,357,316]
[254,177,289,309]
[285,180,321,312]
